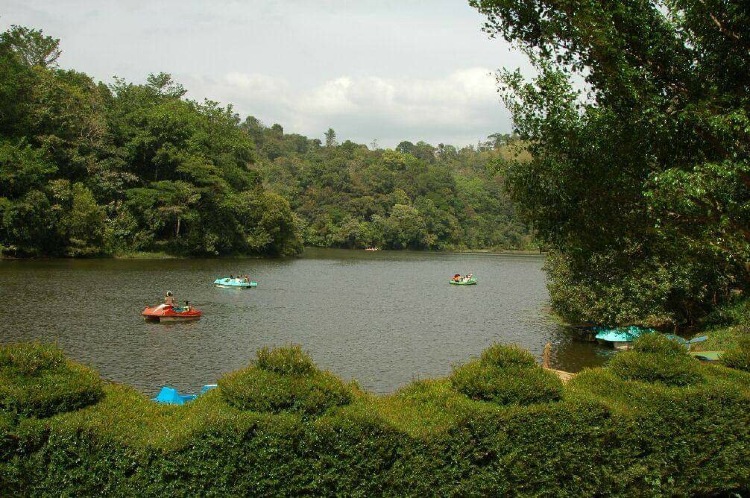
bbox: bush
[219,346,353,416]
[0,343,104,418]
[700,297,750,327]
[609,351,703,387]
[1,342,749,496]
[0,341,66,375]
[255,344,315,376]
[720,336,750,372]
[631,333,689,356]
[479,343,537,369]
[451,361,564,406]
[451,344,563,406]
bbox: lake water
[0,249,613,395]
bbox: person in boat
[453,274,462,282]
[243,274,250,283]
[164,291,177,307]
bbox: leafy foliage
[0,342,103,418]
[0,24,534,258]
[479,342,537,368]
[219,345,353,417]
[471,0,750,327]
[0,27,300,257]
[720,336,750,372]
[608,335,704,386]
[451,343,563,405]
[246,117,536,251]
[255,344,316,375]
[2,343,749,496]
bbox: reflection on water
[0,249,613,395]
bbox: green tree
[238,191,303,256]
[324,128,337,148]
[1,25,61,67]
[382,203,428,250]
[472,0,750,326]
[1,190,57,255]
[56,182,107,256]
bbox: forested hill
[0,25,533,258]
[245,121,533,251]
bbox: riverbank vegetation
[0,25,534,260]
[1,341,748,496]
[469,0,750,330]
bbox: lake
[0,249,613,396]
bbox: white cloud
[2,0,520,147]
[301,77,358,115]
[186,68,509,147]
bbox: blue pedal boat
[214,277,258,289]
[152,386,197,405]
[152,384,217,405]
[594,326,655,350]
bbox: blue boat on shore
[594,326,655,350]
[214,277,258,289]
[152,384,217,405]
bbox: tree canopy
[0,26,301,257]
[471,0,750,327]
[0,25,534,258]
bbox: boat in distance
[214,277,258,289]
[450,274,477,285]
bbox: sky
[1,0,531,149]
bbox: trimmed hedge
[609,335,704,386]
[630,332,687,356]
[1,342,749,496]
[451,343,564,405]
[720,336,750,372]
[480,343,538,368]
[0,342,103,418]
[219,345,354,416]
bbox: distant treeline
[0,25,533,258]
[247,122,534,251]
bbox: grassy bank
[1,340,749,496]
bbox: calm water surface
[0,249,613,395]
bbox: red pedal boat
[142,304,202,322]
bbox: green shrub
[631,333,688,356]
[308,406,404,495]
[255,344,315,376]
[609,351,703,387]
[479,343,537,369]
[700,297,750,327]
[2,342,749,496]
[219,346,353,416]
[451,360,563,406]
[720,336,750,372]
[0,343,104,418]
[0,341,66,376]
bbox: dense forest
[471,0,750,328]
[0,25,534,259]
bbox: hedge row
[1,341,749,496]
[219,345,354,417]
[450,344,564,405]
[0,342,103,419]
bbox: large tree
[471,0,750,327]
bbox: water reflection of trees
[548,326,614,372]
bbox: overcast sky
[2,0,529,148]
